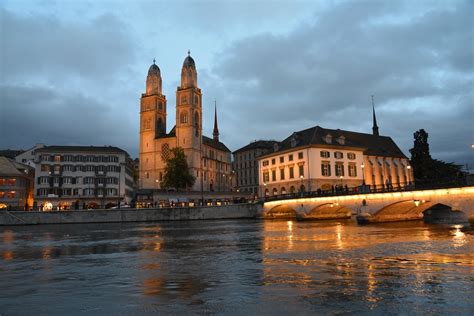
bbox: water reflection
[0,220,473,314]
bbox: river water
[1,219,473,315]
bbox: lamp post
[361,163,365,185]
[263,183,267,200]
[406,165,412,187]
[300,175,304,197]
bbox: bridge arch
[265,204,297,219]
[372,200,457,222]
[301,203,352,220]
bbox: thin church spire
[372,95,379,136]
[213,100,219,142]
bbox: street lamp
[361,163,365,185]
[300,175,304,196]
[406,165,412,187]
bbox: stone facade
[0,157,34,210]
[139,54,232,192]
[34,146,135,210]
[233,140,278,197]
[258,126,413,197]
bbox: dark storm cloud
[0,8,138,154]
[207,0,473,164]
[1,8,135,82]
[0,85,132,150]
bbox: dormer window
[324,134,332,144]
[273,143,279,152]
[291,138,297,147]
[337,135,345,145]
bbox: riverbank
[0,204,261,226]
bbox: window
[262,160,269,167]
[321,162,331,176]
[335,163,344,177]
[289,154,293,161]
[271,170,276,181]
[180,111,188,124]
[41,164,50,172]
[298,152,303,159]
[0,192,4,198]
[320,151,330,158]
[334,151,343,159]
[6,191,15,199]
[280,156,284,163]
[347,153,356,160]
[63,177,72,184]
[348,163,357,177]
[263,172,269,183]
[280,169,285,180]
[289,167,294,179]
[271,158,276,165]
[299,165,304,177]
[40,177,49,184]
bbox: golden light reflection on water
[3,250,13,261]
[452,225,466,248]
[3,230,14,244]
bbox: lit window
[6,191,15,199]
[348,163,357,177]
[335,163,344,177]
[334,152,343,159]
[299,165,304,177]
[321,162,331,176]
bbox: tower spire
[213,100,219,142]
[372,95,379,136]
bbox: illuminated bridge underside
[263,203,352,220]
[369,201,443,222]
[261,187,474,223]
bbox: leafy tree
[409,129,465,184]
[161,147,195,191]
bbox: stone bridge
[261,186,474,223]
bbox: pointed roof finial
[153,58,156,64]
[188,49,191,56]
[213,100,219,142]
[372,95,379,136]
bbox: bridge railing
[260,179,467,203]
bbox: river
[1,219,473,314]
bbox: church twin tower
[139,53,231,192]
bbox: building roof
[183,55,196,68]
[0,149,24,159]
[156,126,177,139]
[0,157,32,177]
[233,140,279,154]
[148,63,161,77]
[36,145,128,154]
[261,125,407,159]
[203,136,231,153]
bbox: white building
[257,125,413,197]
[34,146,135,210]
[15,143,46,168]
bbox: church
[139,53,232,193]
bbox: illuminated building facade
[0,157,34,210]
[34,146,134,210]
[233,140,278,197]
[258,125,413,197]
[139,53,232,192]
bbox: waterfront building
[257,112,413,197]
[233,140,278,197]
[0,157,34,210]
[15,143,46,168]
[34,146,135,210]
[139,53,232,193]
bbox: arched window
[272,188,278,196]
[180,111,188,124]
[194,112,199,136]
[265,189,270,196]
[156,118,163,136]
[290,186,295,193]
[281,187,287,195]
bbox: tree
[161,147,195,191]
[409,129,465,184]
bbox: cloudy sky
[1,0,473,167]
